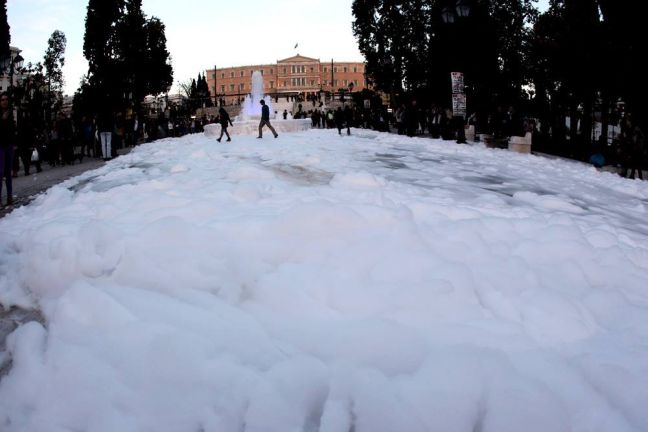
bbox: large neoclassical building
[206,55,368,104]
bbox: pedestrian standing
[217,106,233,142]
[97,109,114,161]
[15,116,35,176]
[344,105,353,136]
[0,93,16,207]
[334,107,344,135]
[257,100,278,139]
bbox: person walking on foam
[217,106,233,142]
[257,100,278,139]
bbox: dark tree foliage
[80,0,173,118]
[14,62,48,129]
[352,0,405,98]
[597,0,648,123]
[116,0,147,111]
[197,73,213,108]
[83,0,123,86]
[186,74,213,111]
[352,0,529,112]
[0,0,9,61]
[42,30,67,125]
[44,30,67,94]
[527,0,648,157]
[144,16,173,98]
[488,0,537,103]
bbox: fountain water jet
[237,71,275,121]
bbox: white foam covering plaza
[1,128,648,432]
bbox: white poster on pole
[451,72,464,94]
[452,93,467,117]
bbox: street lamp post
[442,0,471,144]
[2,50,24,98]
[2,51,25,123]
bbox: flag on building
[294,43,298,49]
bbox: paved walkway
[1,148,132,219]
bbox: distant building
[206,55,368,105]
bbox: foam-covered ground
[1,129,648,432]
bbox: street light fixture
[2,51,24,92]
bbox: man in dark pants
[217,106,233,142]
[0,92,15,207]
[257,100,278,139]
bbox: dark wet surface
[270,164,334,185]
[0,306,45,379]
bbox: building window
[353,67,357,73]
[283,67,287,74]
[239,83,245,91]
[301,77,306,86]
[270,69,273,74]
[310,80,315,86]
[334,67,337,73]
[284,80,288,87]
[230,84,235,91]
[221,85,225,92]
[230,72,234,78]
[324,67,328,73]
[344,67,348,73]
[261,70,264,75]
[270,81,274,88]
[310,67,314,73]
[221,73,225,79]
[240,71,244,77]
[212,73,215,79]
[334,80,338,87]
[354,80,358,87]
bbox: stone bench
[465,125,475,142]
[508,132,533,154]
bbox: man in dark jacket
[217,107,233,142]
[343,105,353,135]
[257,100,278,138]
[0,92,16,206]
[15,116,38,175]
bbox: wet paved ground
[1,148,131,219]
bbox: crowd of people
[2,90,646,207]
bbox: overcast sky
[7,0,366,95]
[7,0,549,96]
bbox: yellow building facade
[206,55,367,104]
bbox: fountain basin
[204,118,312,137]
